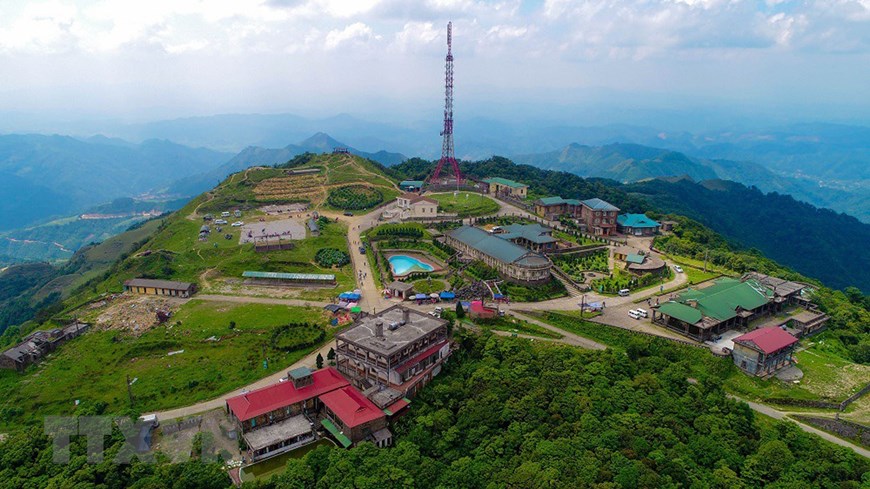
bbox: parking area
[239,218,306,244]
[704,329,744,354]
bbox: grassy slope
[429,192,499,217]
[0,301,329,427]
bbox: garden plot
[239,219,306,244]
[253,174,328,203]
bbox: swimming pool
[388,254,435,276]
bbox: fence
[161,416,202,435]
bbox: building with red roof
[732,326,799,377]
[319,385,388,447]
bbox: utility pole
[704,248,708,273]
[126,374,135,407]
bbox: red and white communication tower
[428,21,462,187]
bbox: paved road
[729,395,870,459]
[146,341,335,422]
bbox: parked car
[343,211,354,217]
[359,246,366,254]
[231,221,244,227]
[221,211,230,217]
[618,289,630,297]
[214,219,228,225]
[635,308,648,318]
[628,309,641,319]
[673,265,684,273]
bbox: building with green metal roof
[652,277,779,342]
[481,177,528,198]
[243,271,336,286]
[445,226,552,284]
[495,223,557,252]
[399,180,425,191]
[617,213,660,236]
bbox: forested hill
[625,179,870,292]
[392,157,868,292]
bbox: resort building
[123,278,196,298]
[225,367,389,459]
[652,277,779,342]
[242,271,336,287]
[481,177,528,198]
[534,196,582,220]
[731,327,799,377]
[579,198,620,236]
[335,305,451,399]
[616,213,660,236]
[0,323,89,372]
[396,193,439,219]
[445,226,553,284]
[612,247,666,275]
[494,223,557,253]
[399,180,425,192]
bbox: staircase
[551,267,584,298]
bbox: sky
[0,0,869,128]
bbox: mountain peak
[297,132,344,151]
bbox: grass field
[0,300,330,426]
[429,192,499,217]
[412,278,448,295]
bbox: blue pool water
[388,255,434,275]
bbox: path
[510,311,606,350]
[147,341,335,421]
[729,395,870,459]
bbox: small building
[533,196,582,220]
[660,220,677,232]
[617,214,660,236]
[318,385,388,448]
[123,279,196,298]
[469,300,498,319]
[242,271,336,287]
[732,327,799,377]
[335,306,451,398]
[613,247,666,275]
[481,177,528,199]
[399,180,425,192]
[579,198,619,236]
[445,226,552,284]
[0,323,89,371]
[396,193,439,219]
[386,281,415,300]
[779,309,829,337]
[307,218,320,237]
[495,223,557,253]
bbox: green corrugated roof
[321,418,352,448]
[243,271,335,281]
[482,177,527,188]
[498,223,556,244]
[400,180,424,187]
[676,277,772,322]
[617,213,660,228]
[581,198,619,211]
[448,226,549,267]
[658,301,703,324]
[537,196,567,205]
[625,254,645,264]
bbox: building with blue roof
[445,226,552,284]
[579,198,620,236]
[617,213,660,236]
[495,223,557,252]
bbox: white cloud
[324,22,379,50]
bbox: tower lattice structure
[428,21,462,186]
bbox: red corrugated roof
[226,367,349,422]
[318,385,385,428]
[734,326,798,355]
[394,340,448,374]
[384,397,410,415]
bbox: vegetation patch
[314,248,350,268]
[501,277,567,302]
[270,323,326,352]
[552,249,609,282]
[429,192,499,217]
[327,185,383,210]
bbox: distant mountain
[0,171,73,232]
[0,134,232,226]
[513,142,869,223]
[168,132,406,197]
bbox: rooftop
[242,414,313,450]
[387,280,415,292]
[537,196,567,206]
[617,213,660,228]
[625,254,646,264]
[447,226,550,268]
[398,192,438,205]
[581,198,619,211]
[482,177,527,188]
[677,277,772,322]
[742,272,806,297]
[123,278,194,290]
[226,367,349,422]
[337,305,447,357]
[734,326,799,354]
[400,180,425,186]
[243,271,335,281]
[318,385,385,428]
[497,223,557,245]
[657,301,703,325]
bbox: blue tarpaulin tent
[339,292,361,301]
[493,294,505,299]
[414,294,429,300]
[439,291,456,300]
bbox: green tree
[316,352,324,369]
[455,301,465,319]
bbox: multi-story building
[225,366,389,459]
[579,198,620,236]
[445,226,552,284]
[396,193,439,219]
[534,196,581,219]
[731,327,799,377]
[335,306,451,399]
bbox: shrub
[315,248,350,267]
[327,185,383,210]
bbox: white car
[673,265,684,273]
[214,219,228,225]
[628,309,641,320]
[231,221,244,227]
[635,308,649,318]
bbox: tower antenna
[428,21,462,187]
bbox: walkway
[510,311,606,350]
[729,395,870,459]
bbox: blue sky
[0,0,868,127]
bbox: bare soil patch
[95,295,185,336]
